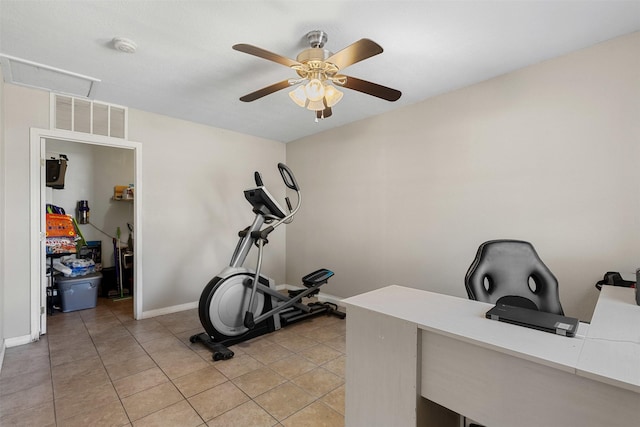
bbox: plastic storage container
[56,272,101,312]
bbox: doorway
[30,128,142,339]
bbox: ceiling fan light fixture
[304,78,325,101]
[323,84,343,108]
[306,99,325,111]
[234,32,401,119]
[290,80,342,111]
[289,85,307,107]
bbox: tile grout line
[41,301,345,427]
[97,307,211,425]
[81,309,134,427]
[46,332,59,427]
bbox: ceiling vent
[0,53,100,98]
[51,94,127,139]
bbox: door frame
[29,127,143,339]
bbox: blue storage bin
[56,272,101,312]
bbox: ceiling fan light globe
[306,99,325,111]
[324,85,343,107]
[304,78,325,101]
[289,85,307,107]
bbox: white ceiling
[1,1,639,143]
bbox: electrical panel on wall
[51,94,127,139]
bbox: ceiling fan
[233,30,402,120]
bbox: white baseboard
[277,284,345,308]
[5,334,33,348]
[317,292,344,307]
[141,286,344,320]
[141,301,198,319]
[1,334,41,375]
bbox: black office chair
[465,239,564,315]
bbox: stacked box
[79,240,102,266]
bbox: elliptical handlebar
[230,163,300,269]
[243,163,300,326]
[265,164,300,230]
[278,163,299,191]
[243,164,301,236]
[254,171,264,187]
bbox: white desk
[577,286,640,392]
[343,285,640,427]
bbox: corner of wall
[0,340,5,376]
[0,56,6,368]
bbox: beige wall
[3,86,49,338]
[1,85,285,339]
[0,62,5,350]
[286,32,640,321]
[127,110,286,311]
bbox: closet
[45,138,135,312]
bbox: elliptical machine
[191,163,345,360]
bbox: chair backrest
[465,240,564,315]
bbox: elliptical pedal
[288,268,334,298]
[302,268,334,287]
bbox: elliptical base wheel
[190,311,275,361]
[190,315,273,360]
[191,301,344,360]
[189,333,234,361]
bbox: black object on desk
[486,303,579,337]
[595,271,635,291]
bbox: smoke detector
[112,37,137,54]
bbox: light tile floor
[0,298,346,426]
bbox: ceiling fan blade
[239,80,292,102]
[326,39,383,70]
[233,44,300,68]
[339,75,402,102]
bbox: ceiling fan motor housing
[293,49,339,81]
[296,48,332,64]
[294,32,338,81]
[306,30,328,48]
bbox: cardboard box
[114,185,129,200]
